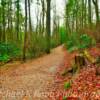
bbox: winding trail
[0,46,65,100]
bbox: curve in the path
[0,46,65,100]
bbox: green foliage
[28,35,47,58]
[64,81,71,90]
[66,33,96,52]
[0,54,10,62]
[0,42,20,62]
[51,38,60,48]
[63,96,67,100]
[66,40,75,50]
[79,34,96,49]
[59,26,68,44]
[27,34,60,58]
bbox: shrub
[59,26,68,44]
[64,81,71,90]
[0,54,10,62]
[66,33,96,52]
[0,42,20,62]
[79,34,96,49]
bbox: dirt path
[0,46,65,100]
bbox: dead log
[61,67,73,76]
[62,53,86,76]
[83,50,96,64]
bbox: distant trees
[0,0,99,62]
[65,0,100,33]
[64,0,100,45]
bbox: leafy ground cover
[0,42,20,64]
[48,45,100,100]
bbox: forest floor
[51,45,100,100]
[0,45,65,100]
[0,45,100,100]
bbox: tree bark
[28,0,32,33]
[23,0,28,61]
[92,0,99,24]
[1,0,6,42]
[16,0,20,40]
[88,0,92,26]
[46,0,51,53]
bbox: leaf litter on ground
[49,46,100,100]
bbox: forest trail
[0,45,65,100]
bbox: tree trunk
[88,0,92,26]
[1,0,6,42]
[46,0,51,53]
[92,0,99,24]
[81,0,85,28]
[75,54,86,72]
[23,0,28,61]
[28,0,32,33]
[41,0,45,35]
[16,0,20,40]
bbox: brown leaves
[53,47,100,100]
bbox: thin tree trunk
[84,0,87,26]
[92,0,99,24]
[16,0,20,40]
[88,0,92,26]
[46,0,51,53]
[23,0,28,61]
[1,0,6,42]
[81,0,84,28]
[41,0,45,35]
[28,0,32,33]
